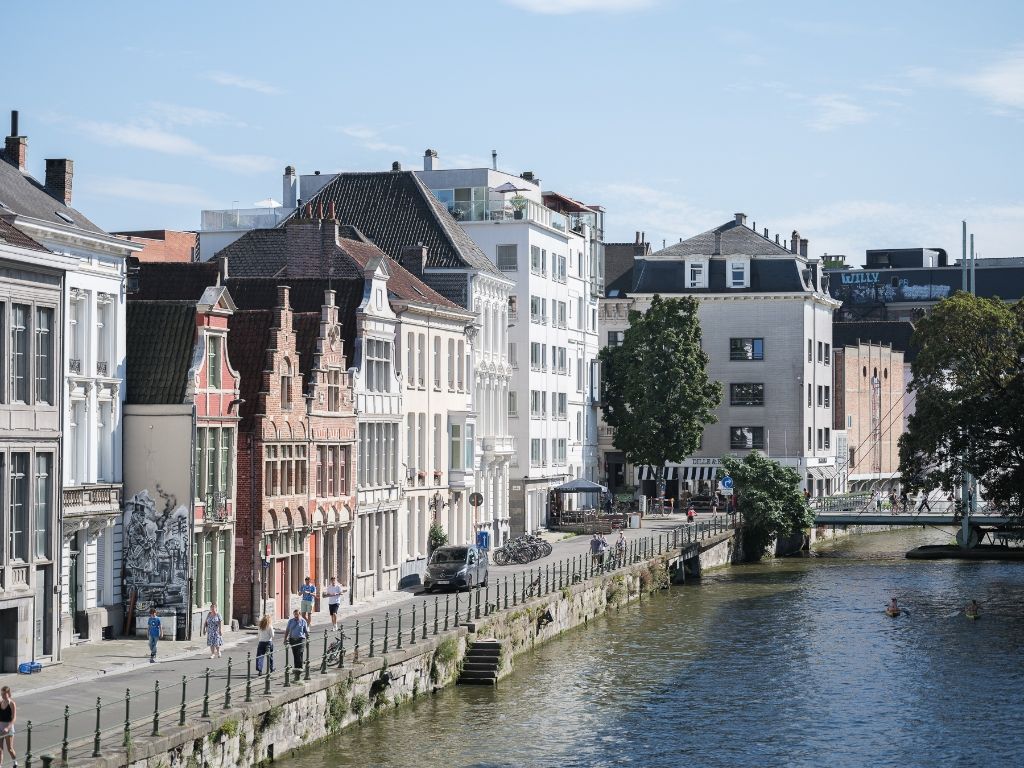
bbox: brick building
[113,229,197,263]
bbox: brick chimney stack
[4,110,27,171]
[45,158,74,205]
[799,238,809,258]
[400,245,428,276]
[790,230,801,254]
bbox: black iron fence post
[321,630,329,674]
[383,612,390,654]
[284,651,291,688]
[369,617,376,657]
[123,689,131,746]
[304,636,312,680]
[339,624,346,669]
[410,604,416,646]
[93,697,102,757]
[61,705,69,763]
[397,609,403,649]
[444,596,450,631]
[224,657,233,708]
[179,676,187,726]
[152,680,161,736]
[246,651,253,702]
[354,620,361,661]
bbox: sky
[5,0,1024,263]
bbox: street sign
[721,489,734,497]
[721,476,734,489]
[469,492,484,507]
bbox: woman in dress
[255,614,275,674]
[206,603,223,659]
[0,685,16,767]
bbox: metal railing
[19,518,738,764]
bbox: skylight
[0,199,10,210]
[55,210,75,224]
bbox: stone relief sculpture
[123,486,190,616]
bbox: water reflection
[288,528,1024,767]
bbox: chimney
[491,150,497,171]
[391,161,402,172]
[713,230,722,255]
[400,244,428,276]
[521,171,535,182]
[799,238,809,258]
[283,165,297,208]
[45,159,74,206]
[635,231,640,244]
[423,149,437,171]
[734,212,747,226]
[218,255,229,282]
[790,230,800,254]
[277,285,291,311]
[4,110,27,171]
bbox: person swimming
[965,600,980,619]
[886,598,900,617]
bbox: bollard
[410,604,416,645]
[40,756,55,768]
[179,675,187,726]
[383,612,390,654]
[62,705,69,762]
[397,608,403,649]
[123,688,131,746]
[369,617,376,657]
[304,636,312,680]
[246,651,253,702]
[224,657,233,708]
[321,630,329,674]
[444,595,450,631]
[93,697,102,757]
[152,680,161,736]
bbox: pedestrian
[323,576,344,628]
[589,533,602,567]
[918,491,932,513]
[875,491,883,512]
[147,607,161,663]
[686,504,695,523]
[284,608,309,672]
[711,495,719,516]
[205,603,223,659]
[255,614,275,675]
[899,490,909,513]
[0,685,15,768]
[299,576,317,624]
[615,530,626,563]
[598,533,609,566]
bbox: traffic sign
[469,492,484,507]
[721,476,734,489]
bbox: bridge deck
[814,513,1012,527]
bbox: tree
[599,294,721,493]
[899,292,1024,516]
[721,452,813,560]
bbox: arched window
[281,358,293,410]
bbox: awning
[680,466,720,482]
[553,479,607,493]
[637,466,678,481]
[541,191,594,213]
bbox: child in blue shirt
[147,607,161,663]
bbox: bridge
[814,511,1012,527]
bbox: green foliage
[434,636,459,665]
[899,293,1024,515]
[722,451,812,560]
[350,693,369,718]
[211,720,239,742]
[262,705,283,729]
[428,522,449,552]
[560,585,573,601]
[605,574,625,605]
[599,295,721,482]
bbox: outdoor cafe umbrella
[491,180,531,217]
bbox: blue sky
[6,0,1023,262]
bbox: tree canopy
[599,295,721,477]
[898,292,1024,516]
[721,452,813,560]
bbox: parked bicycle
[493,534,552,565]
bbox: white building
[416,157,603,534]
[599,214,839,498]
[1,113,139,649]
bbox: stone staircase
[457,638,502,686]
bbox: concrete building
[599,214,840,498]
[416,155,604,534]
[124,285,242,637]
[1,111,140,648]
[0,221,73,670]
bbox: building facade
[598,214,840,498]
[2,113,139,647]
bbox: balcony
[199,492,233,524]
[63,483,122,532]
[69,358,82,375]
[96,360,108,377]
[201,207,293,232]
[449,198,567,232]
[482,435,516,456]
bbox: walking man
[285,609,309,674]
[589,533,602,567]
[323,576,345,628]
[147,607,161,663]
[918,491,932,513]
[299,576,317,624]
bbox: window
[817,341,824,363]
[530,342,543,370]
[817,429,823,450]
[280,358,293,410]
[824,428,831,450]
[730,262,746,288]
[449,424,462,470]
[607,330,625,347]
[530,390,542,417]
[555,392,568,418]
[554,439,567,465]
[530,295,544,323]
[555,255,567,283]
[327,369,342,411]
[35,453,52,559]
[34,307,53,405]
[824,386,831,408]
[576,357,584,391]
[496,244,518,271]
[366,338,393,393]
[730,427,765,450]
[530,245,546,275]
[729,337,764,361]
[207,334,223,388]
[263,443,305,497]
[576,412,582,442]
[9,452,28,561]
[554,301,567,328]
[530,438,542,466]
[457,341,465,390]
[808,339,813,363]
[807,427,812,451]
[555,347,567,374]
[406,332,415,387]
[824,343,831,365]
[847,415,853,428]
[433,337,441,387]
[807,383,812,408]
[508,391,518,417]
[464,424,474,469]
[417,334,426,386]
[508,342,518,368]
[817,386,823,407]
[688,263,704,288]
[730,383,764,406]
[447,339,455,389]
[11,304,29,403]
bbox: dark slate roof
[125,302,197,404]
[632,257,809,294]
[293,170,503,288]
[833,321,919,362]
[0,156,106,234]
[215,229,288,277]
[825,266,1024,305]
[654,219,794,258]
[131,261,221,301]
[226,310,276,428]
[0,219,48,251]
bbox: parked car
[423,545,489,592]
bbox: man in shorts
[323,575,345,628]
[299,576,317,624]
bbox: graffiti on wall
[834,272,953,304]
[123,487,190,615]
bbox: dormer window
[207,334,223,389]
[730,262,746,288]
[688,263,704,288]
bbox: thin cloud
[89,177,219,208]
[340,126,409,155]
[809,95,871,131]
[956,48,1024,110]
[504,0,656,14]
[147,102,239,128]
[205,71,283,95]
[206,153,277,174]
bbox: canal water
[291,528,1024,767]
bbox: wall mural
[123,487,190,622]
[833,271,953,304]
